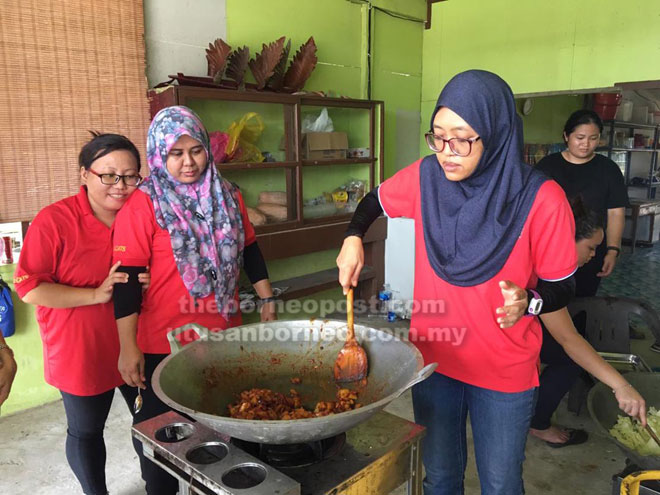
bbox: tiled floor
[600,243,660,303]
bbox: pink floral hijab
[140,106,245,320]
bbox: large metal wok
[588,372,660,471]
[152,319,436,444]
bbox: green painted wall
[519,95,585,144]
[0,265,60,416]
[421,0,660,151]
[372,8,424,174]
[423,0,660,100]
[224,0,425,304]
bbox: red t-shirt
[14,187,124,396]
[112,189,256,354]
[379,160,577,392]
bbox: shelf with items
[302,162,371,224]
[596,147,658,153]
[603,120,658,131]
[302,158,375,166]
[600,120,659,200]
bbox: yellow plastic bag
[226,112,265,163]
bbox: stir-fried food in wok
[228,387,361,420]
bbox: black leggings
[60,389,115,495]
[530,324,582,430]
[119,353,179,495]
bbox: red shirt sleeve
[112,190,156,266]
[14,209,60,298]
[529,181,578,281]
[236,190,256,246]
[378,159,421,219]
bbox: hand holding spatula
[333,288,368,383]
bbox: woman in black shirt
[536,109,628,297]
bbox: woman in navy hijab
[337,70,579,494]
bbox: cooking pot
[152,319,436,444]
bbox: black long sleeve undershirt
[534,275,576,314]
[113,266,145,319]
[345,187,383,238]
[243,241,269,284]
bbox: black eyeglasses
[88,169,142,187]
[425,133,481,157]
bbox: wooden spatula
[333,288,368,383]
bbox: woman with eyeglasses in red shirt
[14,132,149,495]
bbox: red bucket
[593,92,622,106]
[593,103,618,120]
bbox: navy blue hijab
[420,70,547,286]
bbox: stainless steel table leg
[408,441,423,495]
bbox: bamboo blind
[0,0,150,222]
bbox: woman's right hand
[615,383,647,426]
[118,343,146,389]
[93,261,128,305]
[336,236,364,294]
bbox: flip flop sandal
[546,428,588,448]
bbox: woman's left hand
[598,252,618,278]
[260,301,277,322]
[615,383,647,426]
[496,280,528,329]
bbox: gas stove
[132,410,425,495]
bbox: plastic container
[592,92,621,121]
[617,100,634,121]
[632,106,649,124]
[377,284,392,317]
[593,103,618,120]
[593,93,622,105]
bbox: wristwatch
[525,289,543,316]
[607,246,621,257]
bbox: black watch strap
[607,246,621,257]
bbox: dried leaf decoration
[225,46,250,86]
[266,39,291,91]
[249,36,286,90]
[206,39,232,82]
[226,46,250,86]
[283,37,318,93]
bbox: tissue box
[302,132,348,160]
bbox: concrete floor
[4,244,660,494]
[0,381,637,495]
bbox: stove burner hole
[186,442,229,464]
[154,423,194,443]
[221,463,267,489]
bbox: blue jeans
[412,372,536,495]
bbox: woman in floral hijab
[112,106,275,494]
